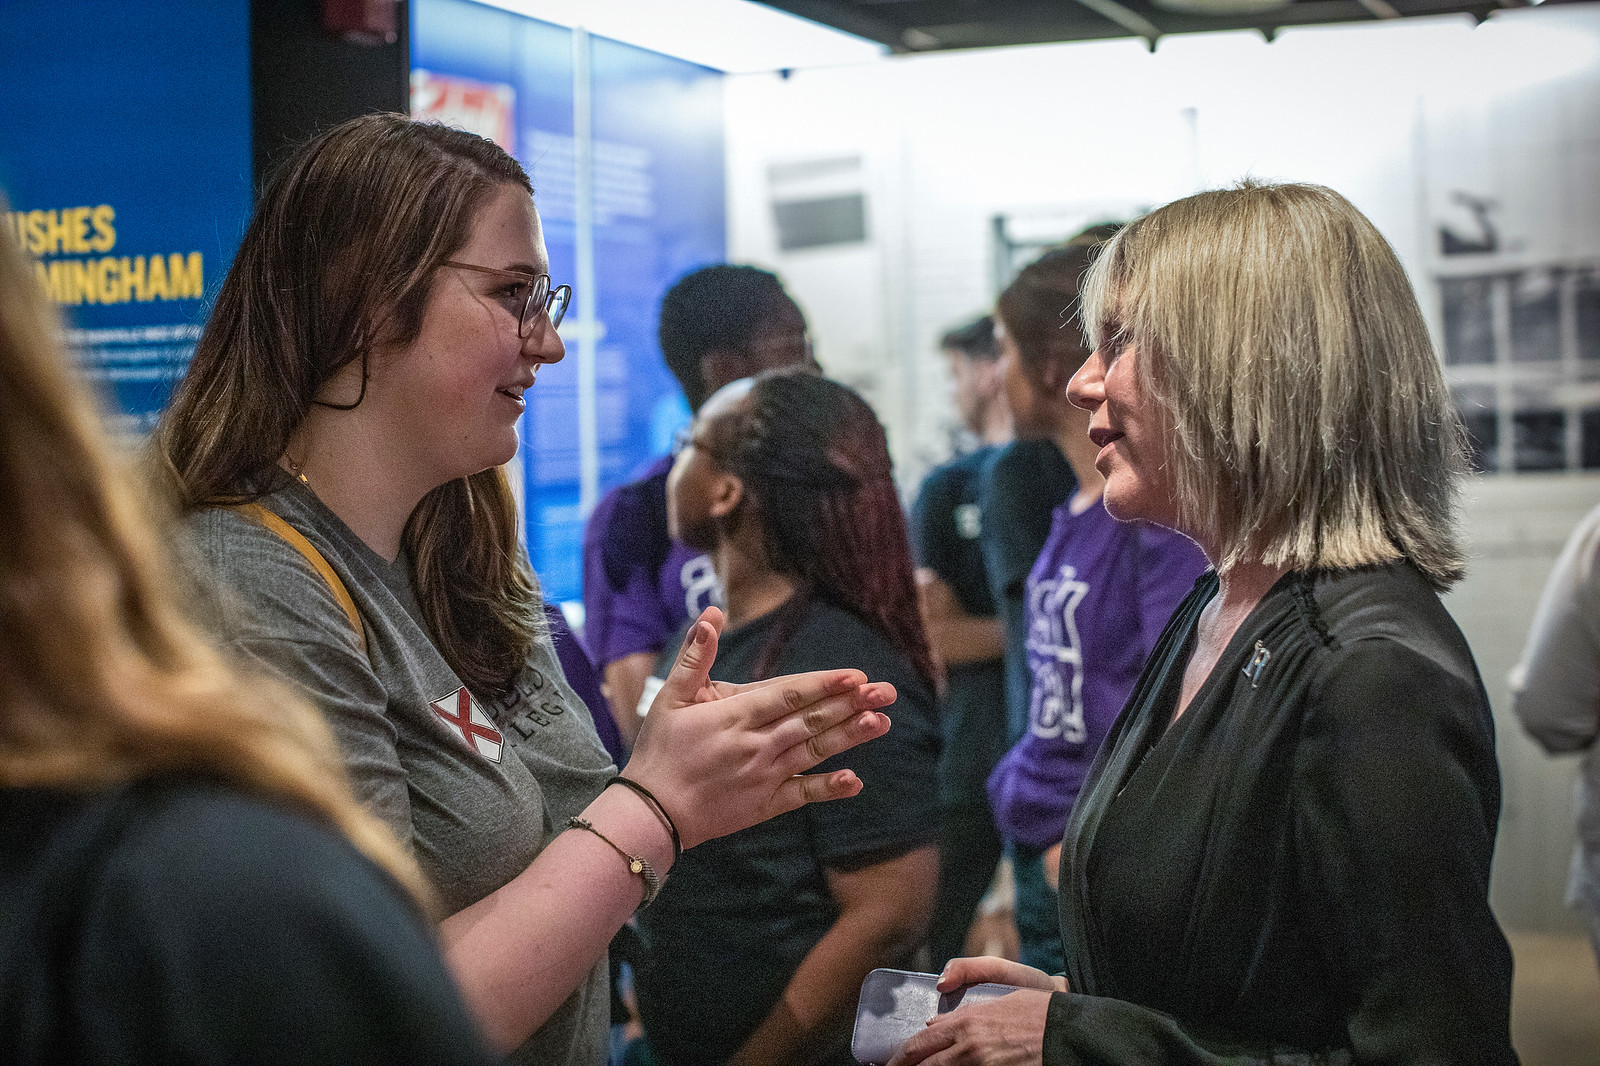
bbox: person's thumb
[655,606,725,710]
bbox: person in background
[939,313,1013,454]
[1510,501,1600,975]
[582,264,814,743]
[980,230,1122,762]
[912,313,1012,968]
[893,181,1515,1066]
[156,114,896,1066]
[635,369,941,1066]
[979,229,1116,974]
[0,199,494,1065]
[983,237,1207,954]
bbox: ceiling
[755,0,1565,53]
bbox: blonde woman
[0,205,497,1062]
[894,182,1516,1065]
[157,114,893,1066]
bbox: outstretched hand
[624,607,896,849]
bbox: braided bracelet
[567,816,660,907]
[606,775,682,861]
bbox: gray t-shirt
[1511,501,1600,917]
[187,480,614,1066]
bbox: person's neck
[1055,407,1105,515]
[1205,555,1293,642]
[976,399,1013,447]
[713,538,797,630]
[283,409,438,563]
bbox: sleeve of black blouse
[1292,638,1516,1065]
[1042,992,1297,1064]
[74,789,498,1066]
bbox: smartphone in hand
[850,968,1020,1065]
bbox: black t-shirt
[913,448,997,618]
[634,598,941,1066]
[1,777,495,1066]
[977,439,1076,744]
[912,448,1008,808]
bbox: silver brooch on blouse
[1242,641,1272,688]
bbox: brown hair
[1081,181,1468,587]
[157,113,543,698]
[0,206,429,905]
[704,368,934,690]
[996,223,1120,382]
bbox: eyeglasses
[443,261,572,334]
[671,425,730,464]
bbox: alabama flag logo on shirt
[429,687,503,763]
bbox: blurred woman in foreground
[0,205,496,1063]
[893,181,1516,1065]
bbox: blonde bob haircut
[1081,181,1469,589]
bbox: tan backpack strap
[233,502,368,659]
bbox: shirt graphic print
[679,554,722,620]
[430,687,504,763]
[1027,564,1090,744]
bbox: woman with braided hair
[634,368,942,1066]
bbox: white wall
[725,5,1600,932]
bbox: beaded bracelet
[606,775,682,861]
[567,816,660,907]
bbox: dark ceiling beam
[752,0,917,51]
[758,0,1520,53]
[1072,0,1164,43]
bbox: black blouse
[1045,563,1517,1065]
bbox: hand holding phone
[850,968,1022,1065]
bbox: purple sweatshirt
[581,455,722,669]
[987,499,1207,848]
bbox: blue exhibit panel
[0,0,252,432]
[589,35,726,483]
[412,0,725,604]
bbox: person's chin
[1101,482,1150,525]
[466,439,519,477]
[494,430,521,465]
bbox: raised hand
[624,607,897,848]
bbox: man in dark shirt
[580,265,814,744]
[911,314,1013,967]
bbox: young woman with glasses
[156,114,896,1066]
